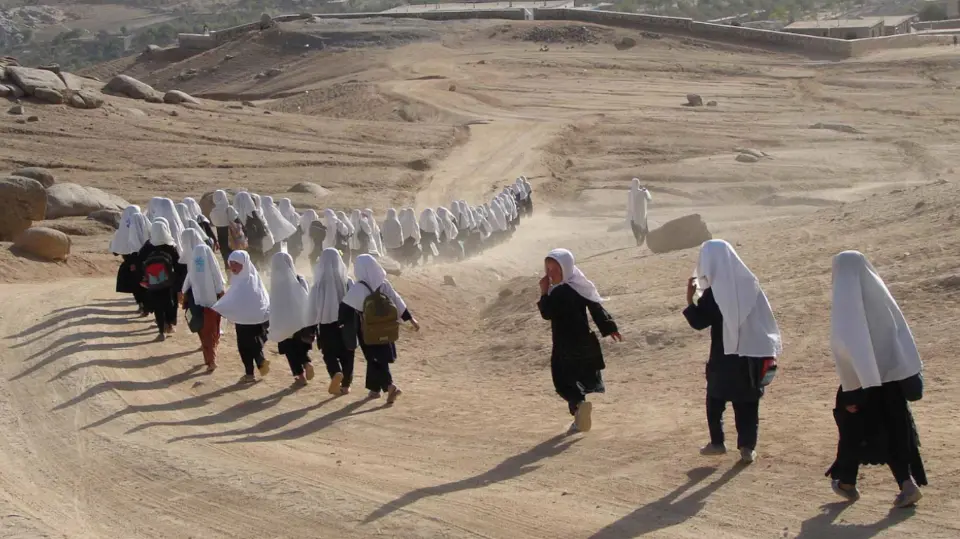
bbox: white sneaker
[739,447,757,464]
[574,401,593,433]
[894,479,922,508]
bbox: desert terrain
[1,17,960,538]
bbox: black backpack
[142,250,174,290]
[245,213,267,245]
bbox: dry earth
[2,18,960,539]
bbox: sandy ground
[2,19,960,539]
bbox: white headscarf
[308,248,351,325]
[233,192,256,225]
[627,178,652,225]
[261,195,297,242]
[400,208,420,242]
[278,198,299,226]
[251,193,262,210]
[145,197,164,221]
[322,209,340,250]
[210,190,231,227]
[381,208,404,250]
[546,248,604,304]
[419,208,439,234]
[227,206,240,224]
[514,178,529,200]
[437,207,459,240]
[343,254,407,315]
[362,209,383,256]
[213,250,270,325]
[473,208,492,239]
[184,197,203,220]
[695,240,781,358]
[176,203,191,225]
[152,198,185,254]
[150,218,176,248]
[300,210,319,256]
[183,244,226,308]
[338,211,354,237]
[490,200,507,231]
[349,210,367,250]
[180,228,206,258]
[110,205,142,254]
[128,213,150,252]
[185,218,208,240]
[831,251,922,391]
[267,252,310,342]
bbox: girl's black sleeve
[586,298,618,337]
[683,288,716,331]
[537,293,555,320]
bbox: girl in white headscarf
[300,210,323,264]
[151,198,185,256]
[627,178,653,247]
[234,192,273,268]
[261,196,297,243]
[137,218,185,339]
[825,250,926,508]
[520,176,534,216]
[336,210,354,264]
[684,239,781,465]
[210,190,232,263]
[176,203,191,227]
[342,254,420,402]
[381,208,405,258]
[185,219,213,250]
[278,199,303,262]
[182,243,226,372]
[213,250,271,383]
[539,248,621,434]
[269,251,316,386]
[321,209,341,251]
[490,199,508,245]
[112,206,150,314]
[436,207,463,261]
[183,197,203,220]
[362,208,383,257]
[418,208,440,264]
[278,198,299,226]
[309,248,356,395]
[180,228,207,260]
[349,209,373,262]
[398,208,422,266]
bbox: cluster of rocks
[0,167,129,261]
[1,61,105,110]
[103,74,200,106]
[734,147,770,164]
[254,67,283,80]
[685,94,718,107]
[520,25,600,45]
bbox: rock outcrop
[105,74,160,101]
[645,214,712,254]
[0,176,47,240]
[13,227,71,261]
[11,167,55,188]
[45,183,129,219]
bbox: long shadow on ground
[8,307,137,341]
[49,348,200,382]
[795,502,915,538]
[11,337,157,382]
[363,434,580,524]
[216,397,391,445]
[587,465,744,538]
[167,395,342,443]
[52,365,204,411]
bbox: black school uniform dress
[317,302,358,388]
[115,253,146,309]
[826,383,927,488]
[136,242,185,334]
[343,303,413,393]
[278,326,315,377]
[538,283,618,415]
[236,321,269,376]
[682,287,765,450]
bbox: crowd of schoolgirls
[112,181,929,510]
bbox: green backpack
[359,281,400,345]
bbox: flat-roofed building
[784,18,884,39]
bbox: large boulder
[163,90,200,105]
[60,72,87,91]
[33,87,64,104]
[88,209,122,229]
[67,89,105,109]
[13,227,70,261]
[199,188,241,217]
[645,214,712,254]
[105,75,159,100]
[0,177,47,241]
[6,66,66,95]
[45,183,129,219]
[12,167,55,188]
[288,182,329,196]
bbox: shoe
[894,479,922,508]
[292,376,307,388]
[304,362,315,381]
[831,480,861,502]
[700,443,727,456]
[387,384,403,404]
[566,422,579,435]
[155,333,166,342]
[205,363,217,374]
[258,359,271,377]
[340,386,351,395]
[574,401,593,433]
[739,447,758,464]
[238,374,257,384]
[367,391,382,399]
[328,372,344,395]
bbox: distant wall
[913,18,960,30]
[177,8,952,57]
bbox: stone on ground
[0,176,47,241]
[105,74,159,100]
[6,66,66,95]
[12,167,55,188]
[13,227,71,261]
[645,213,712,254]
[288,182,330,196]
[88,209,122,229]
[686,94,703,107]
[736,153,760,163]
[33,87,63,104]
[68,89,105,109]
[45,183,129,219]
[164,90,200,105]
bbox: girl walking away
[342,254,420,403]
[278,198,303,262]
[139,219,185,340]
[627,178,653,247]
[350,209,375,262]
[826,250,927,508]
[362,208,384,258]
[308,248,356,396]
[398,208,422,266]
[269,252,317,387]
[261,196,298,253]
[234,192,273,269]
[336,210,354,264]
[684,239,781,465]
[418,208,440,264]
[538,248,621,434]
[182,244,226,372]
[209,190,232,265]
[213,250,272,384]
[112,206,150,315]
[381,208,405,261]
[299,210,322,265]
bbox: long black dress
[135,242,185,335]
[537,283,618,415]
[826,383,927,488]
[115,253,146,311]
[342,302,413,393]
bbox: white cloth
[474,208,492,239]
[381,208,404,250]
[437,207,459,240]
[210,190,231,227]
[152,198,185,254]
[349,210,367,250]
[251,193,262,210]
[213,250,270,325]
[300,210,319,257]
[176,203,191,225]
[514,178,529,200]
[490,200,507,231]
[627,178,652,225]
[267,252,310,342]
[278,198,299,226]
[362,209,383,256]
[180,228,206,258]
[546,248,604,304]
[145,197,164,221]
[110,205,142,254]
[322,209,340,250]
[150,219,176,248]
[419,208,439,234]
[227,206,240,223]
[233,192,257,225]
[343,254,407,316]
[400,208,420,242]
[183,244,226,308]
[831,250,922,391]
[695,240,782,358]
[186,218,208,240]
[261,196,297,242]
[308,248,351,325]
[128,213,150,252]
[184,197,203,220]
[338,211,354,237]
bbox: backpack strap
[359,281,374,294]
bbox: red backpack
[143,251,173,290]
